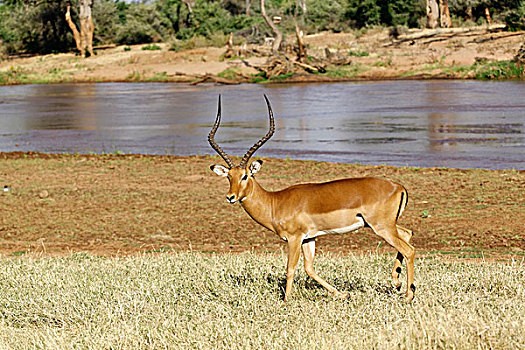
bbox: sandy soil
[1,26,524,83]
[0,153,523,259]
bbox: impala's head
[208,95,275,204]
[211,160,263,204]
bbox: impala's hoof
[392,281,402,292]
[406,284,416,303]
[334,291,349,300]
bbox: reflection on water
[0,81,523,169]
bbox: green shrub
[348,49,369,57]
[475,60,524,80]
[142,44,162,51]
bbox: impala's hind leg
[391,226,413,291]
[370,223,415,301]
[302,238,347,299]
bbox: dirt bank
[1,26,524,84]
[0,153,523,259]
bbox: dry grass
[0,252,523,349]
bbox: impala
[208,95,415,302]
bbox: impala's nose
[227,195,237,204]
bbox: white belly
[304,216,365,240]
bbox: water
[0,81,523,169]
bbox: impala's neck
[241,178,275,233]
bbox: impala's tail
[395,186,409,222]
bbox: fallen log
[385,24,506,46]
[293,60,326,73]
[189,74,240,85]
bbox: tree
[260,0,281,53]
[440,0,451,28]
[0,0,74,55]
[426,0,439,28]
[65,0,94,57]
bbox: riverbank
[1,26,524,85]
[0,153,523,258]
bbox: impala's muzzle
[227,195,237,204]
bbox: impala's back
[271,177,407,239]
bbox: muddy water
[0,81,523,169]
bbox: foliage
[343,0,424,28]
[503,0,525,31]
[0,0,522,55]
[474,60,525,79]
[115,2,173,45]
[92,0,121,45]
[141,44,162,51]
[324,63,369,78]
[302,1,350,32]
[348,49,370,56]
[0,0,74,54]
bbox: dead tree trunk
[295,22,306,62]
[245,0,252,16]
[65,5,82,53]
[426,0,439,29]
[65,1,94,57]
[260,0,282,54]
[79,0,94,57]
[297,0,306,15]
[439,0,451,28]
[223,32,235,58]
[465,6,473,21]
[484,7,492,25]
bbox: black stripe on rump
[395,192,405,221]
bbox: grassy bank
[1,58,523,85]
[0,252,523,349]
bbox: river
[0,80,523,169]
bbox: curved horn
[239,94,275,168]
[208,95,234,168]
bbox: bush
[504,4,525,31]
[142,44,162,51]
[475,60,524,79]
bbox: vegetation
[474,60,525,79]
[399,58,525,79]
[0,252,523,348]
[141,44,162,51]
[0,0,523,56]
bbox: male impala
[209,95,415,302]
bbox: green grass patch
[269,72,294,82]
[348,49,369,57]
[218,67,242,80]
[324,63,369,78]
[0,65,73,85]
[0,253,523,349]
[141,44,162,51]
[402,59,525,80]
[474,60,524,79]
[144,71,169,82]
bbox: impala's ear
[210,165,229,177]
[249,160,263,175]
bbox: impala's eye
[241,174,249,181]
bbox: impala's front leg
[302,238,348,299]
[284,235,302,302]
